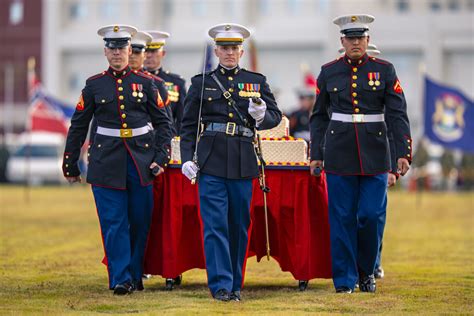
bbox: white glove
[248,98,267,125]
[182,161,199,180]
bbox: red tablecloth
[143,167,332,280]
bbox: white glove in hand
[248,98,267,125]
[182,161,199,180]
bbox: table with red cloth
[143,166,332,281]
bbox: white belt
[96,125,151,138]
[331,113,384,123]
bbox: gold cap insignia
[351,16,357,22]
[113,25,119,32]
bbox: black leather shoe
[230,291,241,301]
[113,282,133,295]
[374,266,384,279]
[213,289,230,302]
[359,274,376,292]
[173,275,182,286]
[335,286,353,293]
[165,278,174,291]
[298,280,309,291]
[132,279,144,291]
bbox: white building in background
[43,0,474,143]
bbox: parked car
[6,132,66,185]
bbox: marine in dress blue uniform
[63,25,173,295]
[339,43,400,280]
[310,15,412,293]
[180,23,282,301]
[143,31,187,135]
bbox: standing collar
[217,64,240,75]
[343,53,369,66]
[107,65,131,78]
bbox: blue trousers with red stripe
[92,154,153,289]
[326,173,387,290]
[198,173,253,296]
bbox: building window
[69,73,82,91]
[100,0,119,18]
[191,0,206,16]
[287,0,303,15]
[447,0,460,10]
[258,0,270,15]
[396,0,410,12]
[468,0,474,11]
[163,0,173,16]
[9,0,24,25]
[429,0,442,11]
[70,2,87,19]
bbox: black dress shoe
[359,274,376,292]
[113,282,133,295]
[298,280,309,291]
[132,279,144,291]
[335,286,353,293]
[165,274,182,291]
[230,291,241,301]
[213,289,230,302]
[374,266,384,279]
[174,275,182,286]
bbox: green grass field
[0,185,472,315]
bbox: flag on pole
[424,76,474,153]
[203,41,215,72]
[27,57,74,135]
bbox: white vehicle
[6,132,67,185]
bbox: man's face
[129,51,145,71]
[104,45,131,70]
[341,35,369,59]
[299,95,316,111]
[214,45,243,68]
[144,49,165,70]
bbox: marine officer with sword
[180,23,282,302]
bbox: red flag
[26,57,74,135]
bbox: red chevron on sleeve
[393,78,403,94]
[76,94,84,111]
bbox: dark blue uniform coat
[63,66,173,189]
[180,65,282,180]
[310,54,412,175]
[146,67,187,135]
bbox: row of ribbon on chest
[237,83,261,98]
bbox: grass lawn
[0,185,472,315]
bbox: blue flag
[424,77,474,153]
[203,41,215,72]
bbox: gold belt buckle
[226,122,236,136]
[120,128,133,138]
[352,114,364,123]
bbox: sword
[252,97,271,261]
[190,44,209,185]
